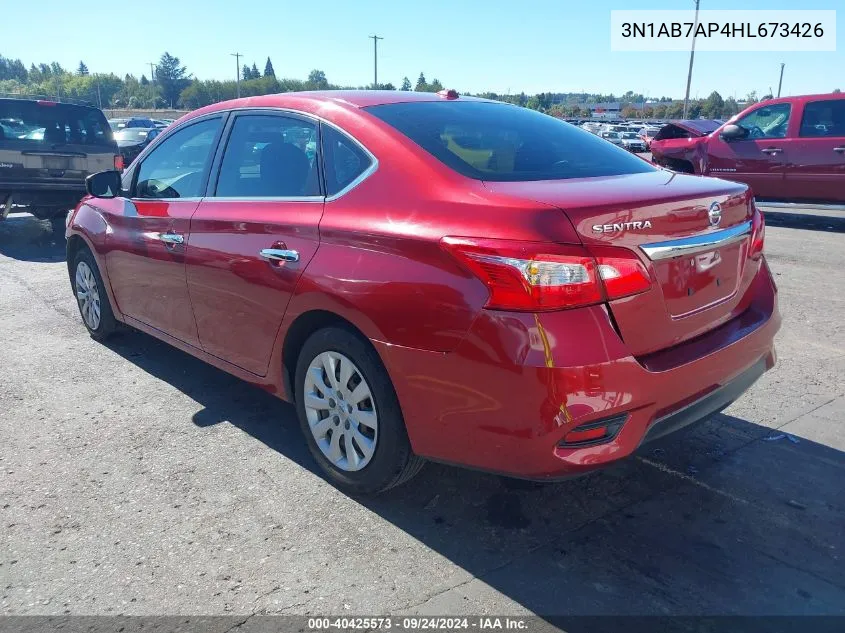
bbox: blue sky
[3,0,841,99]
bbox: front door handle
[260,248,299,263]
[761,147,783,155]
[159,232,184,245]
[834,146,845,154]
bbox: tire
[72,247,118,341]
[294,326,424,494]
[49,215,67,239]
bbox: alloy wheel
[75,261,101,330]
[302,351,378,472]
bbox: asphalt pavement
[1,210,843,619]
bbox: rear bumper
[375,259,780,479]
[0,181,85,209]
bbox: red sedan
[67,91,780,494]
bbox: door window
[735,103,791,139]
[322,124,373,196]
[134,117,222,199]
[799,99,845,138]
[215,115,320,198]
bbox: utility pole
[147,62,156,110]
[369,35,383,88]
[231,52,242,97]
[682,0,700,119]
[777,63,785,97]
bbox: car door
[705,102,792,199]
[185,111,326,375]
[104,115,225,346]
[785,98,845,203]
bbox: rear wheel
[72,248,118,341]
[294,327,424,494]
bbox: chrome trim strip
[202,196,324,203]
[640,220,753,261]
[325,158,379,202]
[756,201,845,212]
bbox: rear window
[366,101,655,182]
[115,128,152,142]
[0,100,112,147]
[654,124,695,141]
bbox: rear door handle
[159,232,184,245]
[761,147,783,155]
[260,248,299,263]
[834,147,845,154]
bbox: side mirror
[720,124,748,141]
[85,170,122,199]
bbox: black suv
[1,98,118,225]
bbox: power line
[369,35,383,88]
[231,52,242,98]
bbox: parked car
[1,98,119,225]
[114,126,162,165]
[108,117,157,131]
[618,131,648,152]
[650,93,845,202]
[67,91,779,494]
[638,126,663,149]
[599,130,624,146]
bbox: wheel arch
[281,309,377,403]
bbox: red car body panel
[67,91,780,479]
[650,93,845,202]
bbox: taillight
[591,246,652,300]
[441,237,651,311]
[114,154,125,171]
[750,200,765,259]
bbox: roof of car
[187,90,491,120]
[754,92,843,106]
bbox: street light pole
[231,52,242,98]
[682,0,700,119]
[369,35,383,88]
[777,63,785,97]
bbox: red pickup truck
[650,93,845,203]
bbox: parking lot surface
[1,210,843,617]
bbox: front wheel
[294,327,424,494]
[72,248,118,341]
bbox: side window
[135,117,221,199]
[215,115,320,198]
[799,100,845,138]
[322,125,373,196]
[736,103,791,139]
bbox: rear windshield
[0,100,113,147]
[115,128,152,142]
[366,101,655,182]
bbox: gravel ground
[0,210,843,618]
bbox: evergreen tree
[264,57,275,78]
[77,61,89,76]
[156,52,191,107]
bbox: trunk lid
[484,171,758,356]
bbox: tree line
[1,52,839,119]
